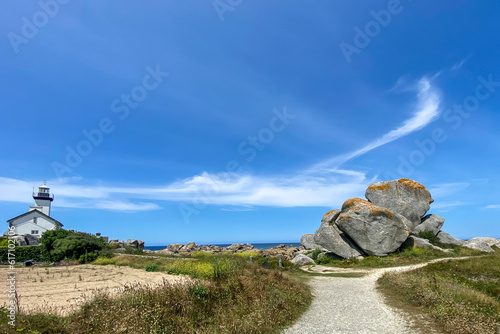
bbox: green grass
[315,245,485,268]
[288,270,367,280]
[0,254,312,334]
[378,246,500,334]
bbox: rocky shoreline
[149,242,305,261]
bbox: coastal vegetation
[312,243,484,268]
[0,230,111,263]
[378,246,500,334]
[0,253,311,333]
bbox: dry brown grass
[0,256,312,333]
[0,264,189,316]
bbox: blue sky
[1,1,499,245]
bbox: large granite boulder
[313,219,363,259]
[24,234,41,246]
[181,242,199,252]
[436,231,464,246]
[400,235,449,252]
[291,253,315,266]
[413,214,445,236]
[321,209,341,225]
[463,239,494,253]
[167,244,184,253]
[300,234,322,250]
[336,198,411,257]
[226,243,245,252]
[125,239,145,249]
[11,235,27,246]
[365,178,433,230]
[466,237,500,248]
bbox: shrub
[145,265,159,272]
[212,256,238,279]
[418,231,439,245]
[122,246,144,255]
[0,238,9,247]
[310,248,323,261]
[0,244,50,263]
[40,229,71,252]
[189,285,209,303]
[41,230,110,263]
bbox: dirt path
[284,257,471,334]
[1,264,190,315]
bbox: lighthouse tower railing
[33,192,54,200]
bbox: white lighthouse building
[7,183,63,237]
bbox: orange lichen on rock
[341,198,369,211]
[322,209,338,219]
[398,178,434,203]
[367,183,391,192]
[341,198,393,218]
[397,178,427,191]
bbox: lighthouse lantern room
[30,183,54,216]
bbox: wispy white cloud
[429,182,471,198]
[0,170,370,211]
[450,55,471,71]
[484,205,500,209]
[431,201,468,210]
[0,75,444,212]
[309,77,441,173]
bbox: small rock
[291,254,315,266]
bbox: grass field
[313,243,485,268]
[378,246,500,334]
[0,254,312,334]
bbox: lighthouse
[30,183,54,216]
[7,182,63,238]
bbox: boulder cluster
[2,233,41,246]
[109,239,145,250]
[299,178,497,261]
[156,242,302,260]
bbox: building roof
[7,209,63,227]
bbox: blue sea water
[144,242,301,251]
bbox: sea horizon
[144,242,301,251]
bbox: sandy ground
[1,264,190,315]
[284,257,471,334]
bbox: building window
[31,230,39,235]
[34,217,37,224]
